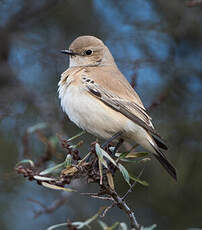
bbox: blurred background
[0,0,202,229]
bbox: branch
[16,133,147,229]
[103,185,142,230]
[29,194,68,218]
[6,0,63,32]
[186,0,202,7]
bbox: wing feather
[81,77,161,138]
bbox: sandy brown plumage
[58,36,177,180]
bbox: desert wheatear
[58,35,177,180]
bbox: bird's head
[61,36,115,67]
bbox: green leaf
[116,152,148,159]
[118,163,130,186]
[130,174,149,186]
[33,175,56,181]
[41,182,76,192]
[119,157,151,163]
[106,172,115,190]
[119,222,128,230]
[109,146,115,152]
[139,158,151,163]
[142,224,157,230]
[95,143,108,168]
[98,220,108,229]
[47,208,103,230]
[27,122,47,134]
[98,159,103,185]
[71,221,89,229]
[72,208,103,229]
[126,152,149,158]
[16,159,34,167]
[67,130,86,142]
[64,154,73,167]
[39,162,65,175]
[96,143,117,167]
[118,158,139,163]
[47,223,67,230]
[115,152,129,159]
[69,140,84,149]
[109,222,120,230]
[39,154,72,176]
[98,221,120,230]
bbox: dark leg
[101,131,123,149]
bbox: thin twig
[80,193,113,201]
[100,203,115,217]
[186,0,202,7]
[104,186,142,230]
[122,165,145,201]
[29,195,68,218]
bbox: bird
[58,35,177,180]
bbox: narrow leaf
[33,175,56,181]
[83,208,103,226]
[115,152,129,159]
[27,122,47,134]
[71,221,87,229]
[69,140,84,149]
[67,130,86,142]
[64,154,72,167]
[129,175,149,186]
[126,152,148,158]
[61,165,79,176]
[119,222,128,230]
[16,159,34,167]
[109,146,115,152]
[96,143,117,167]
[41,182,76,192]
[106,172,115,190]
[73,207,105,229]
[98,159,103,185]
[119,157,151,163]
[39,162,65,175]
[95,143,108,168]
[109,222,120,230]
[101,149,117,167]
[142,224,157,230]
[116,152,148,159]
[118,163,130,186]
[98,220,108,229]
[47,223,67,230]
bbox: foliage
[16,126,152,230]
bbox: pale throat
[69,57,102,68]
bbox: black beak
[60,49,76,55]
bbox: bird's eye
[85,49,93,55]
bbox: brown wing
[81,76,161,138]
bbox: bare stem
[103,186,142,230]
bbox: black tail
[152,135,168,150]
[152,146,177,181]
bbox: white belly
[58,83,156,154]
[59,84,126,139]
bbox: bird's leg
[101,131,123,149]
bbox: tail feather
[152,135,168,150]
[152,145,177,181]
